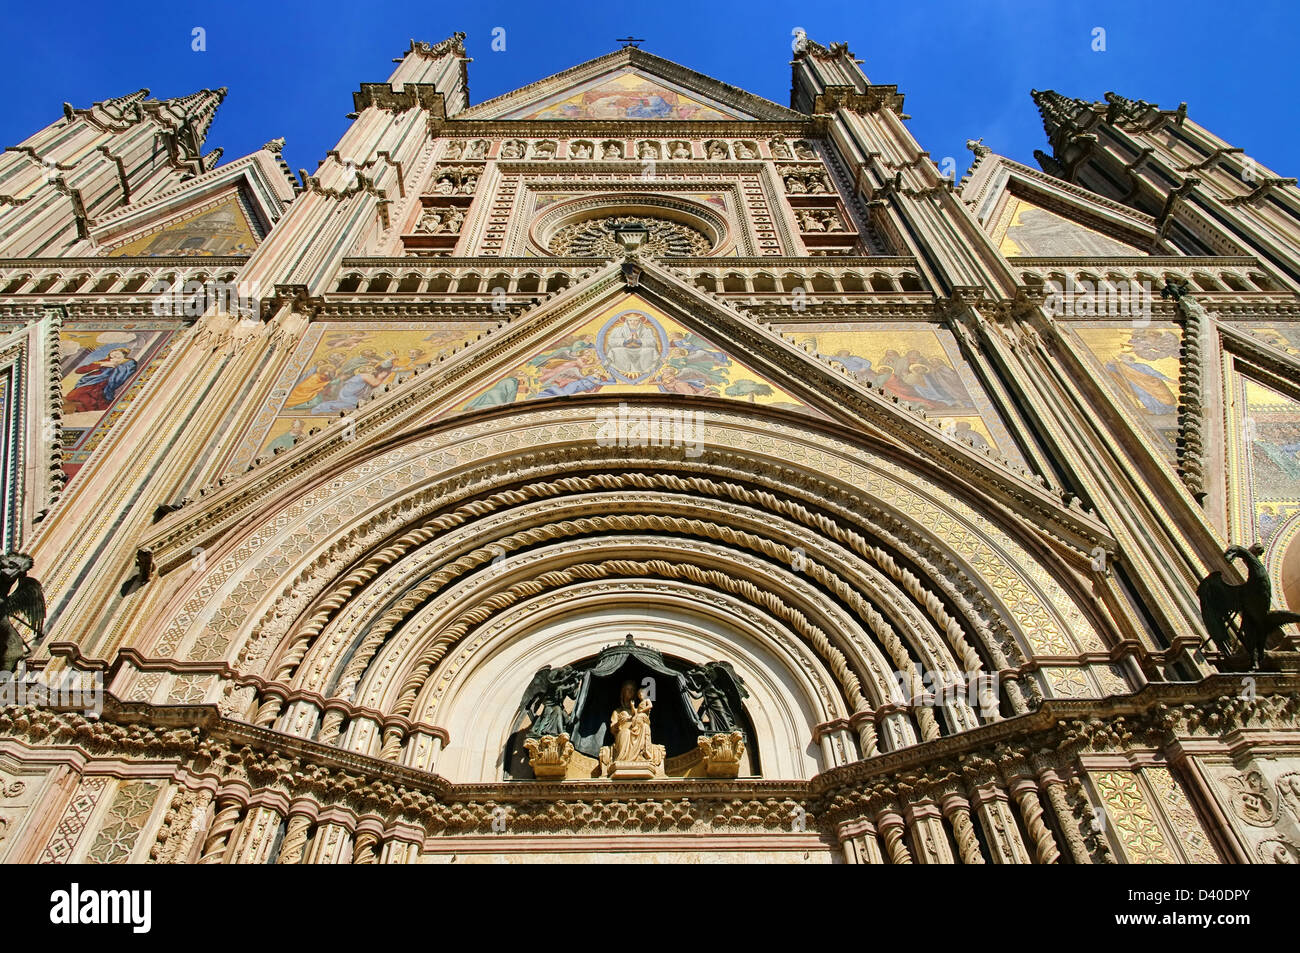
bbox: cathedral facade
[0,32,1297,864]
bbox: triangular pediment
[499,69,746,121]
[448,293,813,417]
[993,195,1148,257]
[962,153,1157,257]
[457,49,803,122]
[88,149,296,258]
[105,192,261,258]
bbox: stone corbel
[261,284,323,322]
[1224,175,1298,208]
[350,83,447,119]
[1155,177,1200,241]
[812,84,906,117]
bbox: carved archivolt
[132,408,1113,771]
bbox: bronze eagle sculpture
[0,553,45,672]
[1197,544,1300,670]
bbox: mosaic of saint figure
[65,347,138,414]
[1104,348,1177,416]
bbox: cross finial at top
[617,36,645,48]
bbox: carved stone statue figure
[734,141,755,159]
[0,554,44,673]
[609,680,655,761]
[532,140,557,159]
[706,140,729,159]
[465,139,488,159]
[499,139,525,159]
[570,141,593,159]
[799,209,825,232]
[769,137,793,160]
[416,207,465,235]
[669,141,690,159]
[443,140,465,160]
[637,141,659,159]
[514,664,582,738]
[601,141,623,159]
[793,140,817,160]
[1198,544,1300,669]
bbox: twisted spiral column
[1034,759,1092,864]
[198,793,245,865]
[875,810,914,864]
[275,811,314,865]
[939,791,986,864]
[352,830,381,865]
[1009,778,1061,864]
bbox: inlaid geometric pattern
[1144,766,1219,863]
[1093,770,1177,864]
[86,781,161,864]
[38,777,108,864]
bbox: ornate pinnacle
[148,88,228,156]
[405,32,467,59]
[1030,89,1091,140]
[63,88,150,126]
[100,88,150,118]
[261,137,286,154]
[1104,91,1158,126]
[1034,149,1065,178]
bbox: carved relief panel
[1200,756,1300,863]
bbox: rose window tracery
[548,215,712,257]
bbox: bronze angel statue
[0,554,45,672]
[1197,544,1300,670]
[512,664,581,739]
[685,661,749,733]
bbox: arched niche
[429,589,833,783]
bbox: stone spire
[1030,89,1091,140]
[1104,91,1147,124]
[98,88,150,119]
[149,87,228,150]
[62,88,150,127]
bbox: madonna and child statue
[599,679,667,779]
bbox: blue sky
[4,0,1298,182]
